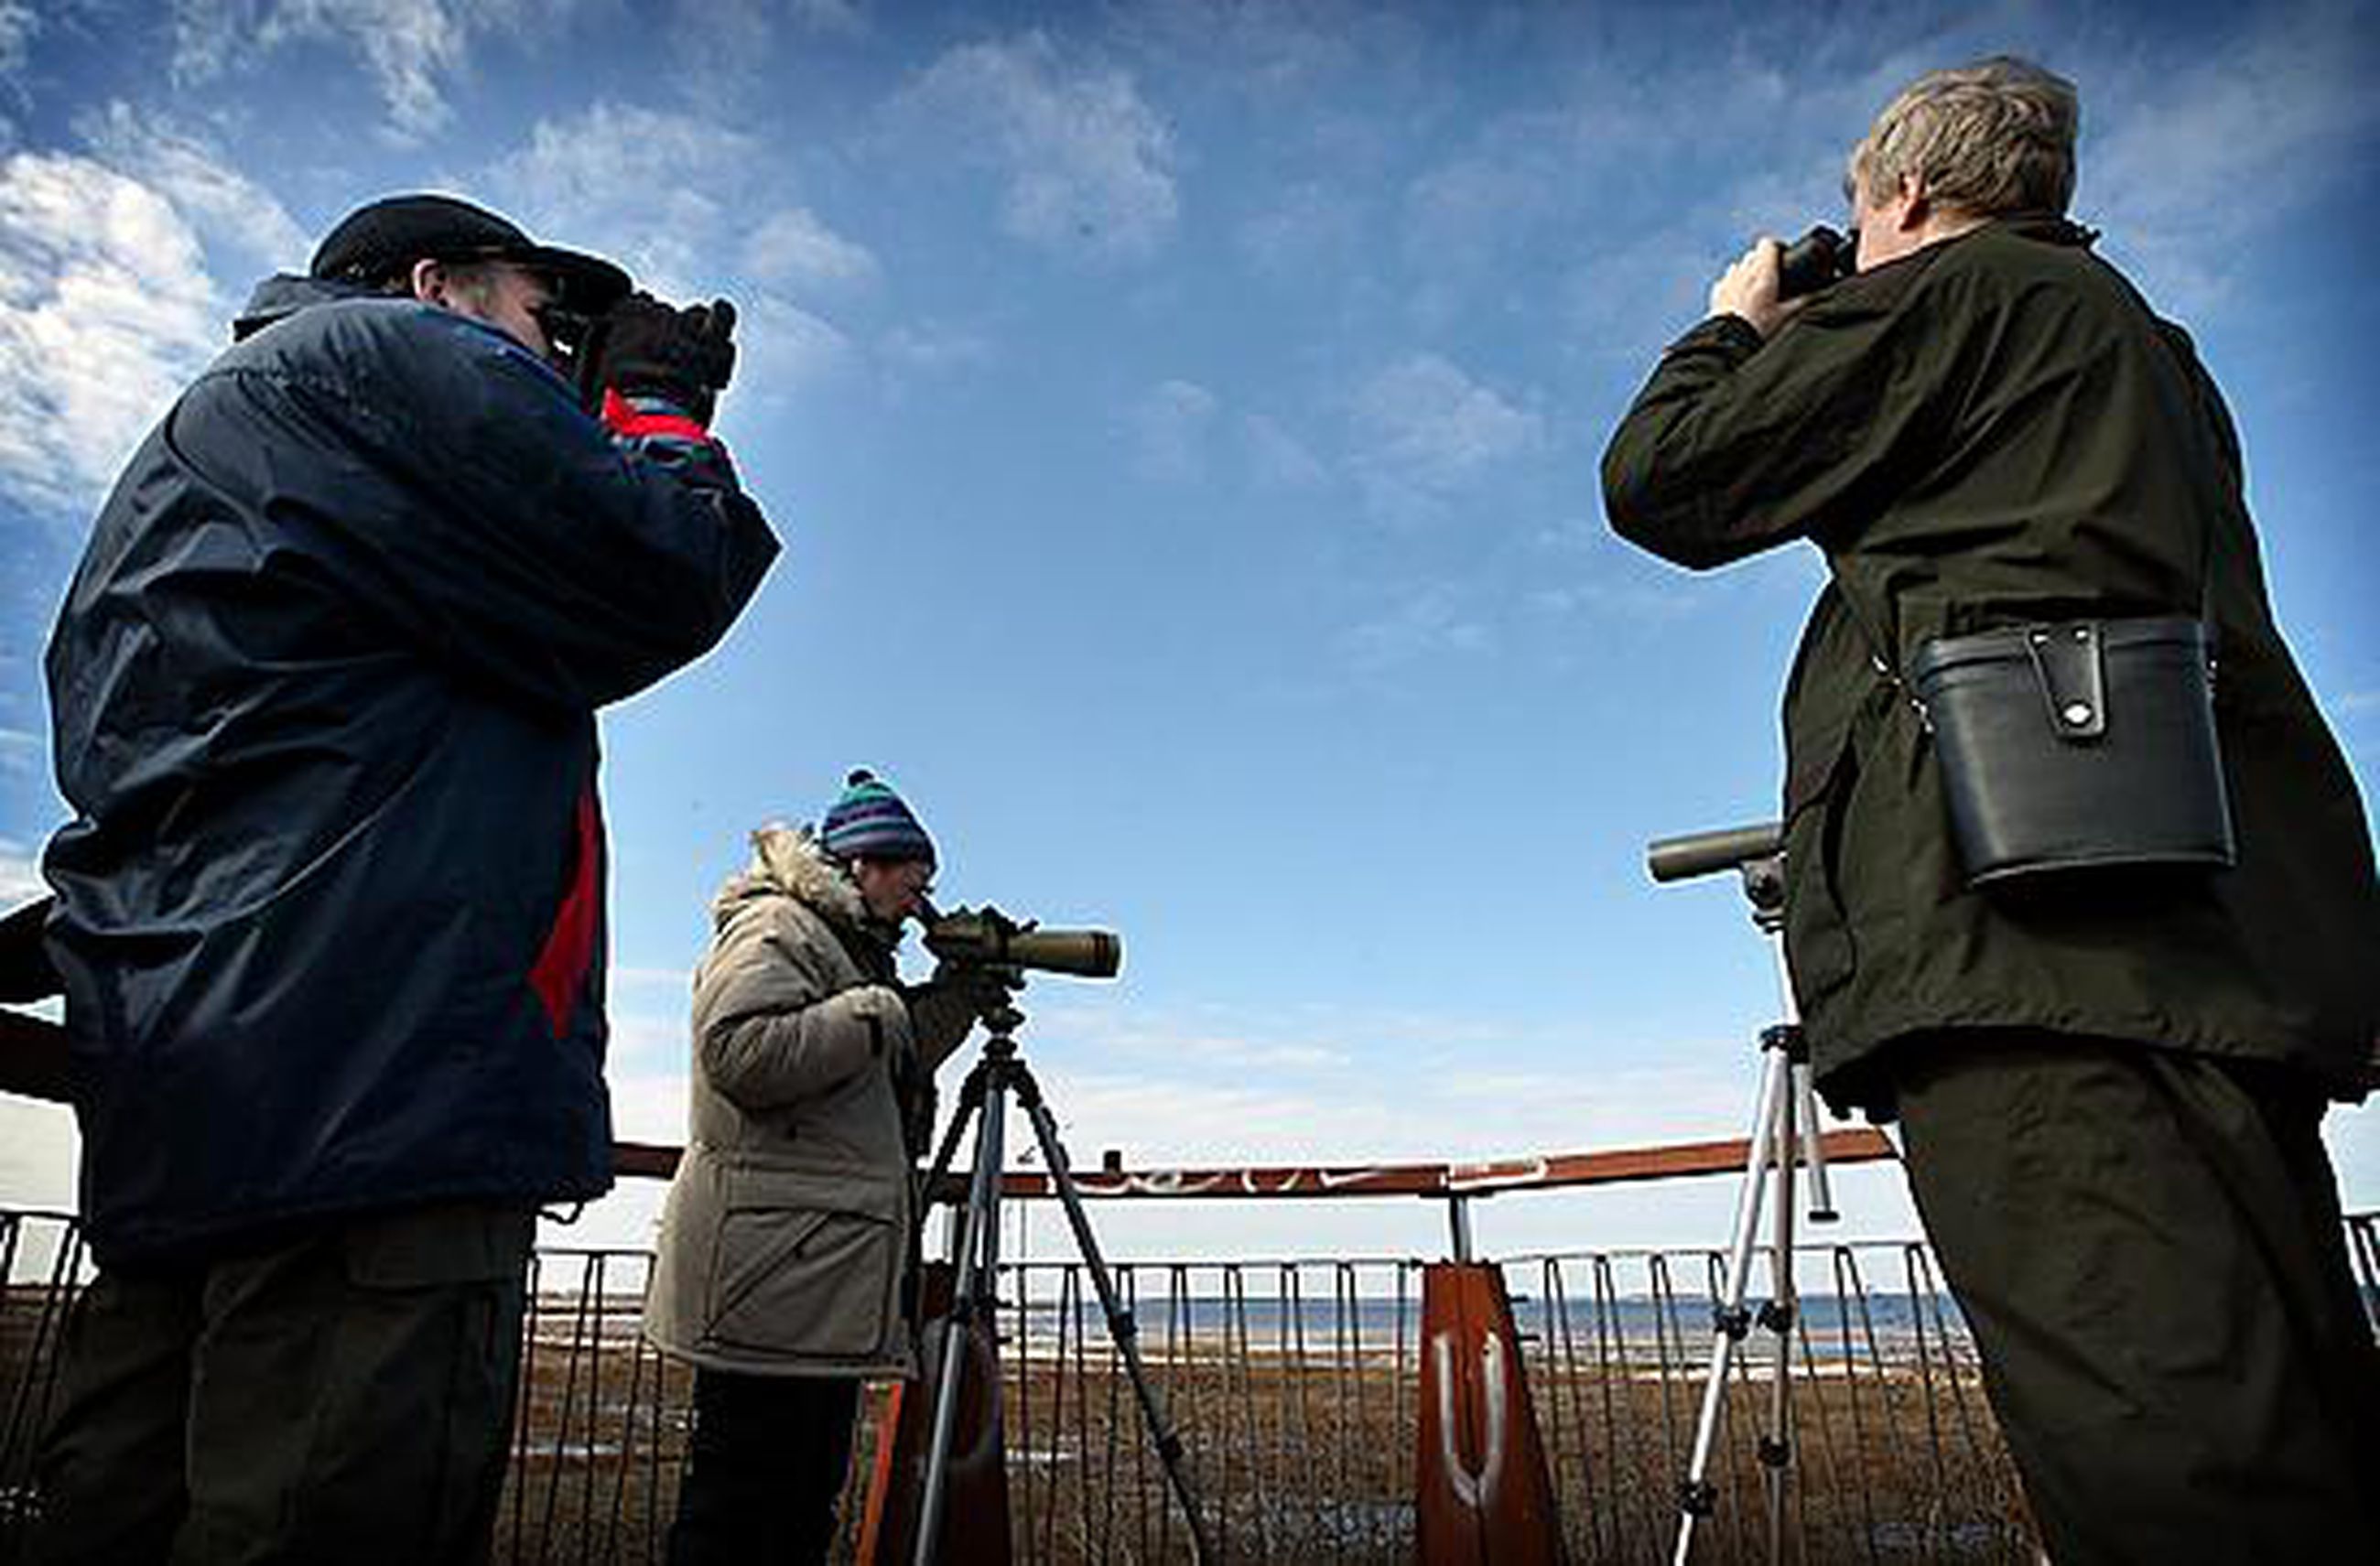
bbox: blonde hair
[1849,57,2078,217]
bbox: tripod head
[975,997,1026,1060]
[1647,820,1786,931]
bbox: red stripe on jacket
[529,787,604,1037]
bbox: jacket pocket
[1781,733,1858,1009]
[702,1195,900,1362]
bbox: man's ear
[406,257,448,305]
[1898,175,1932,231]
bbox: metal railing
[7,1205,2376,1563]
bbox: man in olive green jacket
[647,772,1000,1563]
[1603,58,2380,1564]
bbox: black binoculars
[1778,224,1855,298]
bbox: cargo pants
[1892,1033,2380,1565]
[25,1201,536,1566]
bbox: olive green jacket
[1603,215,2380,1113]
[644,827,974,1377]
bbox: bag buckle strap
[1872,651,1934,734]
[2024,621,2107,741]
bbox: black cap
[309,193,630,312]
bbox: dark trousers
[1893,1033,2380,1565]
[26,1202,536,1566]
[667,1370,860,1566]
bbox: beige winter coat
[645,826,969,1377]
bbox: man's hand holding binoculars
[1708,237,1802,340]
[577,292,740,427]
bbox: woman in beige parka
[647,771,1000,1564]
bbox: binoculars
[1778,224,1855,298]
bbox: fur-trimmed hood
[716,823,870,934]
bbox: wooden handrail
[8,1011,1897,1199]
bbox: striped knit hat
[820,769,936,867]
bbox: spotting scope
[1646,820,1784,883]
[921,902,1122,978]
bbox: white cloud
[976,1021,1782,1186]
[171,0,461,139]
[0,836,41,904]
[1236,180,1365,278]
[741,207,880,293]
[0,2,38,96]
[0,727,41,777]
[166,0,581,140]
[0,151,221,517]
[1558,220,1718,365]
[2079,3,2380,311]
[0,1096,77,1230]
[1337,583,1492,673]
[1128,378,1217,481]
[487,103,860,398]
[76,102,310,274]
[1241,412,1328,491]
[608,1066,693,1145]
[729,292,853,405]
[1348,352,1541,504]
[879,321,994,375]
[788,0,865,36]
[491,103,756,294]
[897,31,1179,263]
[606,1008,684,1064]
[1401,132,1564,276]
[0,110,298,522]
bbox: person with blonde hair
[1605,57,2380,1562]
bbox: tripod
[910,996,1216,1566]
[1647,824,1839,1566]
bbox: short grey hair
[1848,57,2079,218]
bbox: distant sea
[991,1291,1978,1363]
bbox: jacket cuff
[600,387,714,445]
[1670,313,1769,359]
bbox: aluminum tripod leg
[915,1058,1009,1566]
[1761,1037,1799,1557]
[1014,1077,1217,1564]
[1671,1024,1802,1566]
[1795,1062,1834,1222]
[912,1027,1213,1566]
[1770,933,1835,1226]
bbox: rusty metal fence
[6,1207,2377,1563]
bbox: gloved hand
[937,961,1022,1021]
[906,963,1022,1071]
[577,292,738,425]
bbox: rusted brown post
[854,1261,1012,1565]
[1415,1258,1564,1564]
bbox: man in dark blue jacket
[30,193,780,1563]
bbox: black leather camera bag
[1904,615,2234,885]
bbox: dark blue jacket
[43,276,780,1267]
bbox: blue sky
[3,0,2375,1264]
